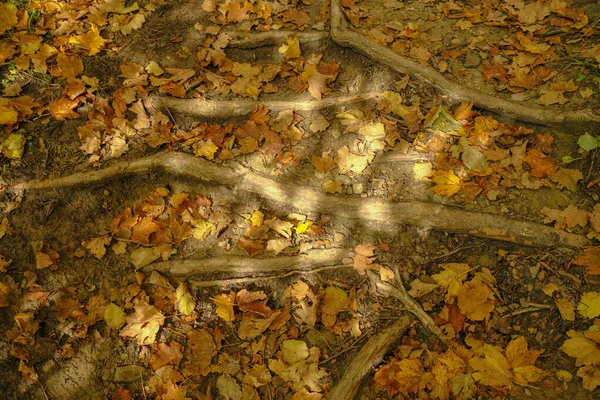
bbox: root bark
[326,316,412,400]
[13,151,590,249]
[329,0,600,131]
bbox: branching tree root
[329,0,600,131]
[326,316,413,400]
[144,92,380,119]
[13,151,589,249]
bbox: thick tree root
[144,92,379,119]
[227,30,328,48]
[329,0,600,131]
[326,316,412,400]
[188,264,353,287]
[13,151,590,249]
[148,248,352,276]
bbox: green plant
[577,132,600,152]
[1,63,18,86]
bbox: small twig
[318,328,373,365]
[502,303,553,318]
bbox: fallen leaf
[120,301,165,345]
[336,146,370,174]
[578,292,600,319]
[431,170,461,197]
[561,330,600,366]
[212,291,236,322]
[69,25,108,56]
[104,303,126,330]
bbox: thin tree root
[189,264,353,288]
[329,0,600,131]
[367,270,443,339]
[227,30,329,48]
[326,316,413,400]
[144,92,380,119]
[148,248,352,276]
[12,151,590,249]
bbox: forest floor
[1,0,600,399]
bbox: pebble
[464,52,481,68]
[352,182,364,194]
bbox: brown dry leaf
[432,263,470,300]
[32,241,59,270]
[310,114,329,133]
[219,0,252,23]
[577,365,600,391]
[48,97,80,121]
[150,342,184,371]
[523,148,557,178]
[536,90,569,106]
[82,236,111,259]
[311,152,337,174]
[322,180,342,194]
[556,298,576,321]
[301,64,329,100]
[573,247,600,275]
[279,36,301,60]
[456,276,495,321]
[336,146,370,174]
[55,52,84,79]
[239,238,263,257]
[550,167,583,192]
[320,286,348,329]
[541,205,589,230]
[184,328,216,376]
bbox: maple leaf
[219,0,251,23]
[301,64,330,100]
[561,330,600,366]
[184,328,216,376]
[55,52,84,79]
[82,236,111,259]
[212,291,236,322]
[578,292,600,319]
[320,286,348,328]
[279,36,301,60]
[120,300,165,345]
[469,344,512,387]
[432,263,470,301]
[69,25,108,56]
[335,145,370,174]
[456,276,495,321]
[32,241,59,270]
[541,205,589,230]
[573,247,600,275]
[48,97,81,121]
[578,365,600,391]
[523,148,557,178]
[431,170,461,197]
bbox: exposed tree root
[329,0,600,131]
[226,30,329,48]
[326,316,413,400]
[144,92,379,119]
[367,270,442,338]
[148,248,352,276]
[13,151,589,249]
[189,264,353,287]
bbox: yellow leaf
[281,339,309,364]
[457,276,495,321]
[336,145,370,174]
[505,336,542,368]
[0,105,18,125]
[555,298,575,321]
[176,283,196,316]
[322,179,342,194]
[193,139,219,160]
[238,137,258,154]
[119,301,165,345]
[212,291,236,322]
[432,263,470,301]
[513,365,547,385]
[104,303,126,330]
[191,219,213,240]
[146,61,164,76]
[69,25,107,56]
[248,210,265,227]
[431,170,461,197]
[0,4,17,34]
[577,365,600,391]
[561,330,600,366]
[0,133,26,159]
[469,344,512,387]
[579,292,600,319]
[279,36,301,60]
[295,220,313,234]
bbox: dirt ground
[1,1,600,399]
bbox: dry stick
[189,264,353,288]
[326,316,413,400]
[147,248,352,276]
[144,92,380,119]
[329,0,600,130]
[13,151,590,249]
[366,270,442,338]
[227,30,329,48]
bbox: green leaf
[577,133,599,152]
[0,134,26,159]
[424,106,461,132]
[104,303,126,330]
